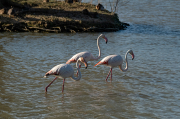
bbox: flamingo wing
[66,51,91,64]
[66,59,76,64]
[94,56,111,66]
[45,64,74,78]
[107,55,123,67]
[94,55,123,67]
[58,64,74,78]
[45,64,63,76]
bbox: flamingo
[66,34,108,69]
[94,49,135,82]
[44,57,87,93]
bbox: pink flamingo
[94,49,135,82]
[44,57,87,93]
[66,34,108,69]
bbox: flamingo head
[100,34,108,44]
[128,50,135,60]
[78,57,88,69]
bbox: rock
[65,0,80,3]
[65,0,73,3]
[73,0,81,2]
[91,12,99,18]
[0,8,5,14]
[43,0,49,3]
[96,3,104,10]
[22,7,30,11]
[82,9,89,15]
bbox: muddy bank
[0,19,129,33]
[0,1,129,33]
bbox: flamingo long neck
[119,51,129,72]
[70,60,81,81]
[91,35,101,60]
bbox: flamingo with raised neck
[94,49,135,82]
[66,34,108,68]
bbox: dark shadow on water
[120,23,180,36]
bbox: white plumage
[94,49,135,82]
[44,57,87,93]
[66,34,108,68]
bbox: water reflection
[122,24,180,36]
[0,43,15,118]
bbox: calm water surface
[0,0,180,118]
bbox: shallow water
[0,0,180,118]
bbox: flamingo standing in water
[44,57,87,93]
[94,49,135,82]
[66,34,108,69]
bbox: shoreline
[0,1,129,33]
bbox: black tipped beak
[132,54,135,60]
[104,37,108,44]
[85,64,88,69]
[83,59,88,69]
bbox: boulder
[82,9,89,15]
[65,0,73,3]
[43,0,49,3]
[96,3,104,10]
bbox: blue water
[0,0,180,118]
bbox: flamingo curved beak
[84,61,88,69]
[132,53,135,60]
[104,37,108,44]
[102,36,108,44]
[80,57,88,69]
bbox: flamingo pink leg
[76,65,81,76]
[105,68,112,82]
[110,69,112,81]
[62,79,65,93]
[45,77,57,92]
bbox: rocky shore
[0,1,129,33]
